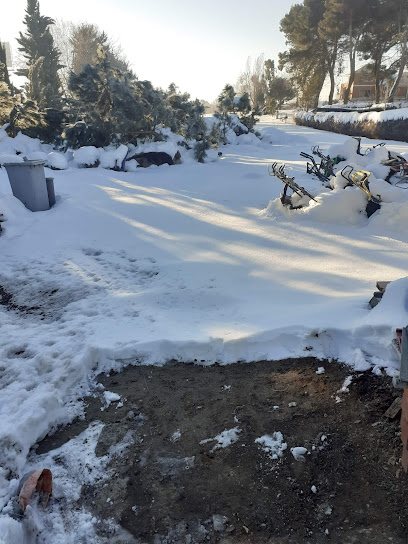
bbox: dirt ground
[36,357,408,544]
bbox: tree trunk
[387,36,408,102]
[343,49,356,104]
[388,6,408,102]
[343,17,355,104]
[374,58,382,104]
[327,42,338,105]
[328,66,335,105]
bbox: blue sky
[5,0,299,101]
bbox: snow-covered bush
[73,146,100,168]
[48,152,68,170]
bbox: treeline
[0,1,258,158]
[279,0,408,109]
[220,0,408,114]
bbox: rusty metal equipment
[340,165,381,217]
[268,162,317,208]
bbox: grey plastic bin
[3,160,54,212]
[46,177,56,207]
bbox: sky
[3,0,300,102]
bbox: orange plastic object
[18,468,53,512]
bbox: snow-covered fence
[295,108,408,143]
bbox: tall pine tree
[0,43,15,124]
[17,0,62,109]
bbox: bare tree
[51,20,131,84]
[235,54,266,113]
[50,18,74,95]
[70,23,130,75]
[387,0,408,102]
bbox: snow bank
[264,137,408,233]
[295,108,408,143]
[296,107,408,126]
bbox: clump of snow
[0,154,24,165]
[257,124,308,146]
[13,132,44,157]
[0,516,25,543]
[311,485,317,494]
[26,151,48,162]
[99,144,128,170]
[255,432,287,460]
[327,138,359,162]
[237,133,262,146]
[103,391,121,408]
[171,430,181,442]
[338,375,353,393]
[291,446,308,461]
[200,427,241,452]
[204,149,219,163]
[124,159,138,172]
[316,367,325,375]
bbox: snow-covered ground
[1,115,408,542]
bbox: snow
[291,446,308,461]
[2,115,408,540]
[26,151,48,162]
[73,145,100,167]
[296,107,408,126]
[47,152,68,170]
[200,427,241,452]
[103,391,121,408]
[255,432,287,460]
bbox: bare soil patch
[37,358,408,543]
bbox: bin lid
[3,160,47,167]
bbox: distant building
[0,41,12,68]
[340,65,408,102]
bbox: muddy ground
[37,358,408,544]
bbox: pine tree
[68,47,146,147]
[0,82,14,124]
[321,0,367,104]
[7,100,44,138]
[0,43,18,125]
[0,42,11,88]
[69,23,130,77]
[184,99,206,141]
[193,139,209,163]
[264,62,295,113]
[217,84,235,113]
[279,0,329,109]
[17,0,62,108]
[386,0,408,102]
[359,0,399,103]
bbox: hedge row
[294,110,408,143]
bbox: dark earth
[36,357,408,544]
